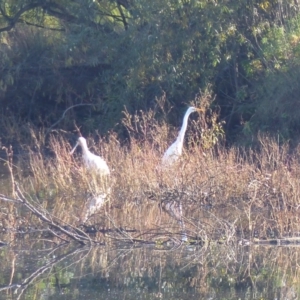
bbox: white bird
[83,191,110,222]
[162,106,203,166]
[70,137,110,176]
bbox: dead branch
[0,183,97,245]
[14,246,89,300]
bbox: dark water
[0,238,299,300]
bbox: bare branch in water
[0,184,96,245]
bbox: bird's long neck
[80,141,90,156]
[176,110,193,145]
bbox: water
[1,154,300,299]
[0,238,299,300]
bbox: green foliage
[240,15,300,143]
[1,0,300,144]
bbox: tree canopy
[1,0,300,144]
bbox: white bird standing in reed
[162,106,203,166]
[70,137,110,176]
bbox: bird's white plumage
[162,106,202,166]
[70,137,110,176]
[83,191,110,222]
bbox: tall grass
[2,105,300,243]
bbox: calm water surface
[0,238,299,300]
[0,159,299,299]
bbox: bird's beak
[70,142,79,155]
[196,108,205,113]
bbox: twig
[0,184,94,245]
[15,246,89,300]
[73,121,82,136]
[45,103,94,136]
[2,146,15,197]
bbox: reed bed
[1,107,300,245]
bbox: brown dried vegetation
[1,100,300,246]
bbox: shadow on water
[0,238,299,299]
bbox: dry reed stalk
[5,102,300,243]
